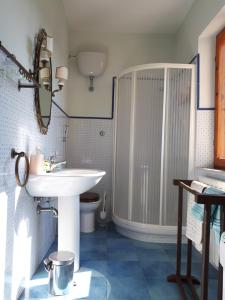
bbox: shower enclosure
[113,64,195,242]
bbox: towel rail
[167,179,225,300]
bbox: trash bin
[44,251,74,296]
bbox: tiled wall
[195,110,214,169]
[66,119,113,221]
[0,53,68,299]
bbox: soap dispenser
[30,148,44,175]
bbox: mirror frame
[34,29,53,135]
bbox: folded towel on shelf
[203,187,225,244]
[186,181,208,249]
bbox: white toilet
[80,192,101,233]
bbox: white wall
[175,0,225,63]
[67,31,176,117]
[198,36,216,109]
[175,0,225,169]
[0,0,68,299]
[198,5,225,109]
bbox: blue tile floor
[20,223,217,299]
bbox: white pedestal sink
[26,168,106,271]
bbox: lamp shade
[77,52,106,77]
[56,66,68,81]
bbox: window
[214,27,225,169]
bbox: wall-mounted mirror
[34,29,53,134]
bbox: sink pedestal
[58,196,80,271]
[26,169,106,272]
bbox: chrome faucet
[49,155,66,171]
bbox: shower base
[113,214,186,243]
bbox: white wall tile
[66,119,113,220]
[195,110,214,168]
[0,57,67,299]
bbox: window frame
[214,27,225,169]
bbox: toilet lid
[80,192,99,203]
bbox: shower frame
[112,63,196,242]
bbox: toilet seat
[80,192,99,203]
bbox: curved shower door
[162,68,192,226]
[114,73,132,220]
[131,69,165,224]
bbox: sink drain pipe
[34,197,58,217]
[37,204,58,217]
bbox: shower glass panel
[114,74,132,219]
[132,69,164,224]
[162,68,192,226]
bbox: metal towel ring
[11,148,30,187]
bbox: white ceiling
[62,0,195,34]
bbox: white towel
[186,181,208,251]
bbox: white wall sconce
[38,31,68,97]
[52,66,69,96]
[77,51,106,92]
[18,29,68,97]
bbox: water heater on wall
[77,51,106,92]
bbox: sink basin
[26,168,106,272]
[26,168,106,197]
